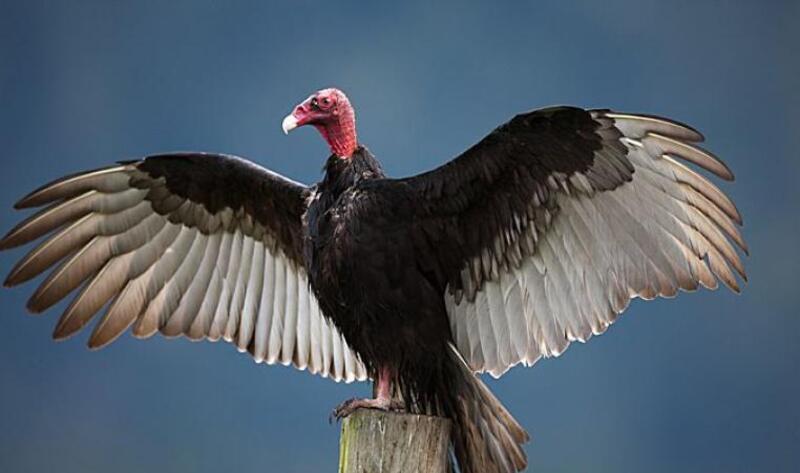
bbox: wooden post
[338,409,451,473]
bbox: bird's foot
[330,397,405,422]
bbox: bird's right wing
[367,107,745,378]
[1,153,367,383]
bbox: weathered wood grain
[338,409,451,473]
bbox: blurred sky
[0,1,798,472]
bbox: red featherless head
[282,88,357,158]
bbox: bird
[1,87,747,473]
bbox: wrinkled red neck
[315,107,357,159]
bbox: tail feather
[445,343,528,473]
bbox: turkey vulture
[1,88,746,473]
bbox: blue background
[1,1,798,472]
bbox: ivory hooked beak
[282,114,298,135]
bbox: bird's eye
[310,97,319,108]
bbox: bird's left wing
[1,153,366,382]
[371,107,746,377]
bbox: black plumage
[1,100,746,473]
[134,153,309,264]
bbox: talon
[330,398,359,422]
[330,366,402,421]
[330,396,399,421]
[389,399,405,412]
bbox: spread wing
[378,107,746,377]
[1,152,366,382]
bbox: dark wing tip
[26,299,46,314]
[601,111,707,144]
[703,146,735,181]
[86,337,109,351]
[626,111,707,143]
[707,156,735,182]
[13,176,73,210]
[13,186,51,209]
[649,113,706,143]
[13,164,134,210]
[51,319,76,341]
[4,273,19,288]
[0,235,16,251]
